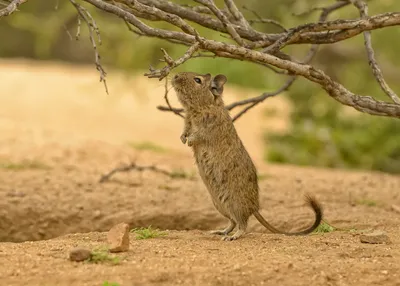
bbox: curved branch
[350,0,400,104]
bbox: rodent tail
[253,193,323,236]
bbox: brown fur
[171,71,323,241]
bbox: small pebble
[391,205,400,214]
[360,231,391,244]
[69,248,92,262]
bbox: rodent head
[171,72,227,109]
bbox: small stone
[360,231,391,244]
[391,205,400,214]
[93,210,102,218]
[107,222,130,253]
[69,248,92,262]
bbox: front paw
[180,134,187,144]
[187,136,194,147]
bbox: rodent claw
[222,236,237,241]
[180,134,187,144]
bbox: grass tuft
[87,247,121,265]
[313,220,336,234]
[170,168,196,180]
[102,282,120,286]
[0,160,50,171]
[131,226,167,240]
[129,141,167,153]
[356,199,377,207]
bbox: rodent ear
[210,74,227,96]
[204,73,212,82]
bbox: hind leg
[210,219,236,236]
[222,217,249,241]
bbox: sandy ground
[0,59,399,286]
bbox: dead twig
[99,161,176,183]
[243,5,287,32]
[70,0,108,94]
[144,42,200,80]
[351,0,400,104]
[231,76,296,121]
[163,77,184,118]
[292,1,349,18]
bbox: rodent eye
[194,77,202,84]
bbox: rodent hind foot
[210,230,229,236]
[221,235,238,241]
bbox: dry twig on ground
[99,161,177,183]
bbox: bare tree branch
[0,0,26,17]
[231,77,296,121]
[222,0,348,119]
[224,0,251,29]
[64,0,400,118]
[194,0,246,47]
[350,0,400,104]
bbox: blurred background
[1,0,399,174]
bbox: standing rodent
[171,72,323,241]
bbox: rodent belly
[194,147,258,201]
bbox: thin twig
[231,77,296,121]
[99,161,178,183]
[351,0,400,104]
[243,5,287,32]
[157,105,184,113]
[163,77,184,118]
[144,42,200,80]
[75,16,81,39]
[292,1,349,18]
[70,0,108,94]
